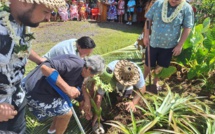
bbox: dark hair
[76,36,96,49]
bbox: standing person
[126,0,136,25]
[97,0,102,22]
[58,4,69,22]
[107,0,117,22]
[0,0,66,133]
[79,0,87,21]
[43,36,96,59]
[117,0,125,24]
[143,0,194,90]
[23,55,105,134]
[70,0,79,21]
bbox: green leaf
[176,48,193,65]
[155,66,177,79]
[138,117,160,134]
[130,110,137,134]
[181,119,201,134]
[196,48,208,64]
[203,29,215,50]
[187,67,197,79]
[202,17,211,33]
[195,24,203,34]
[183,29,194,49]
[208,50,215,65]
[105,121,130,134]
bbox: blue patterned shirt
[145,0,194,48]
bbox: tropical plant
[105,85,215,134]
[175,17,215,91]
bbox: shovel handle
[146,20,152,85]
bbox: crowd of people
[48,0,151,25]
[0,0,194,133]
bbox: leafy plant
[105,85,215,133]
[175,18,215,90]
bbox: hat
[19,0,66,9]
[114,60,140,86]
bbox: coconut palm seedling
[105,85,215,133]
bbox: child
[117,0,125,23]
[86,1,91,19]
[126,0,136,25]
[70,0,79,20]
[58,5,69,22]
[107,0,117,22]
[79,0,87,21]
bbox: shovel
[145,20,157,94]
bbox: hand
[124,101,136,112]
[143,36,150,47]
[0,103,17,122]
[172,44,183,56]
[40,57,47,63]
[66,86,80,99]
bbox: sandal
[92,122,105,134]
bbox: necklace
[0,1,34,57]
[161,0,185,23]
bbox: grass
[26,21,142,74]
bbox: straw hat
[19,0,66,9]
[114,60,140,86]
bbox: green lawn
[26,21,143,74]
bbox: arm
[172,27,192,56]
[40,64,80,99]
[125,86,146,112]
[28,49,47,65]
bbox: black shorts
[145,46,173,68]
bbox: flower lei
[162,0,185,23]
[0,1,35,57]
